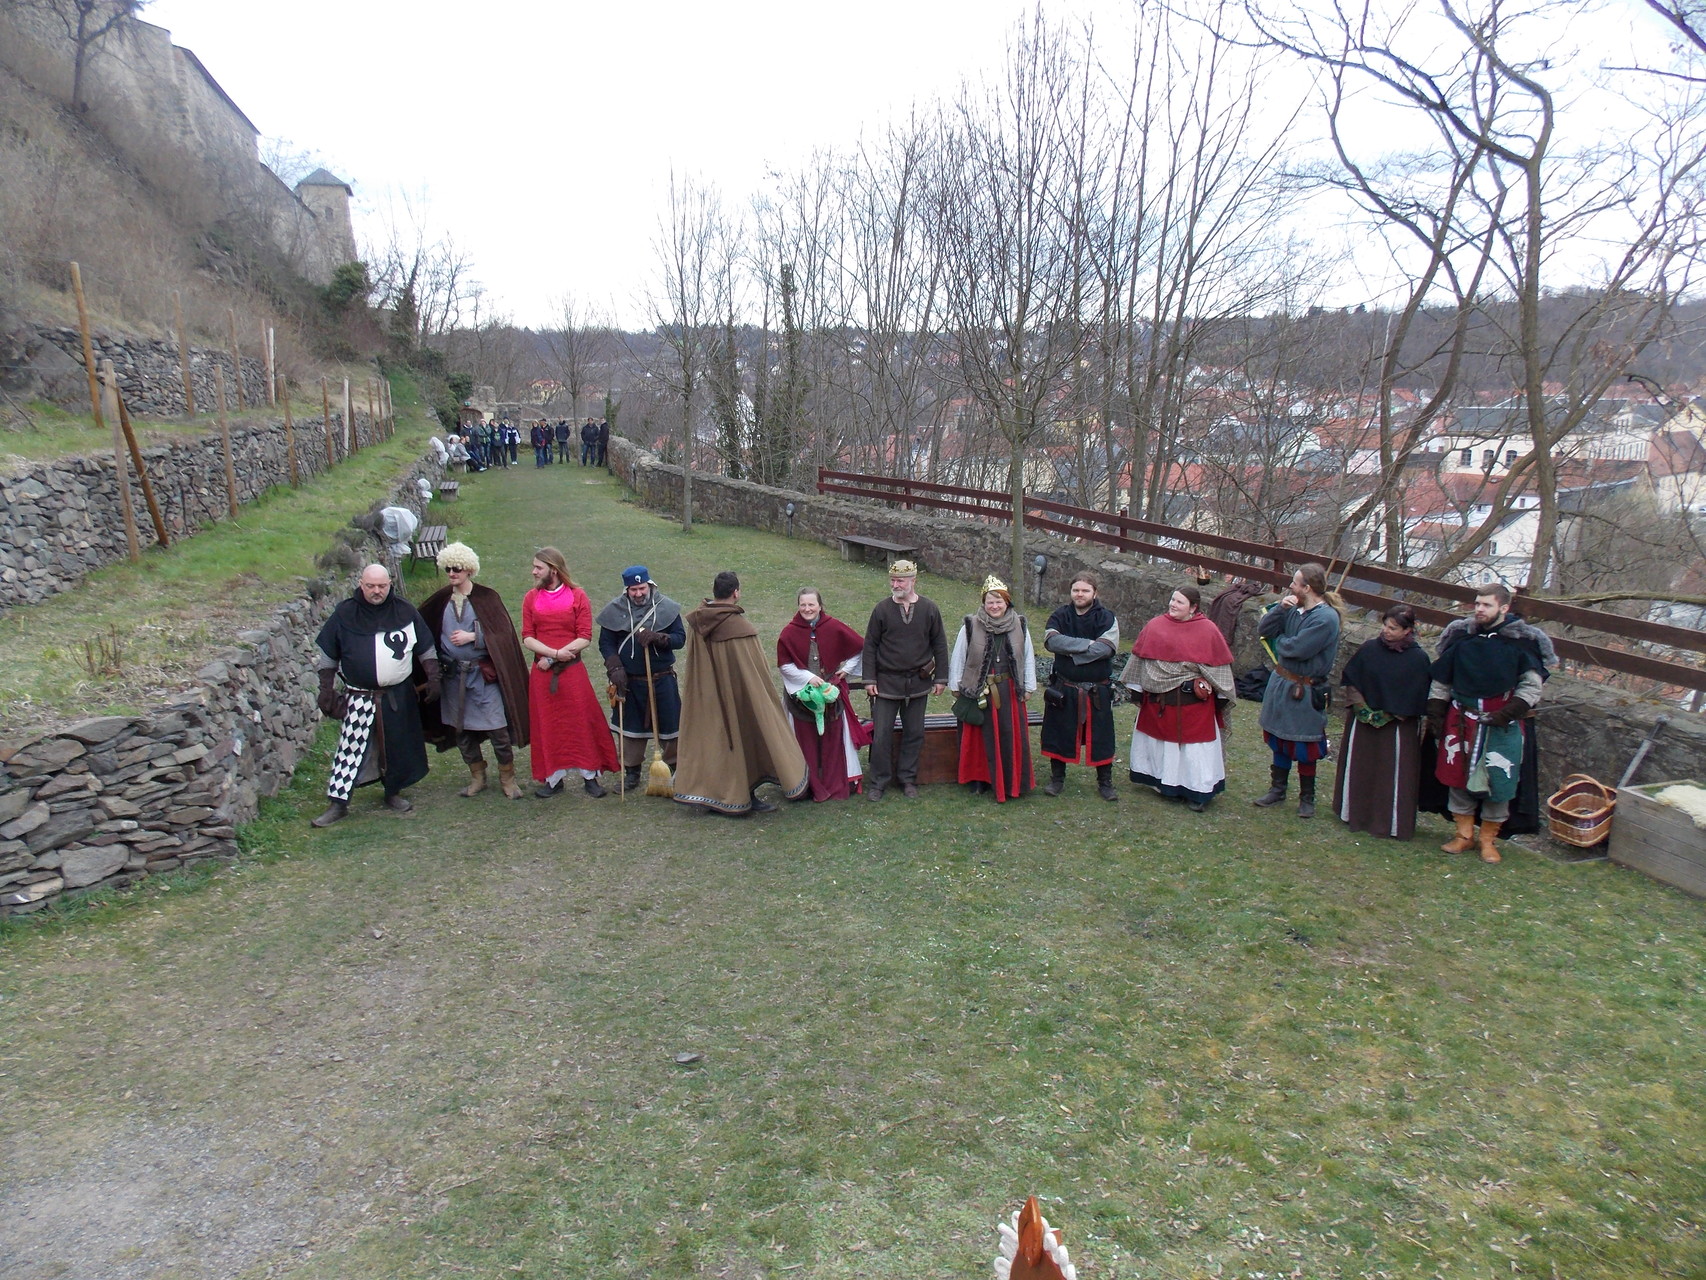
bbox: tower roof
[297,168,352,195]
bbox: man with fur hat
[312,563,440,827]
[860,559,948,801]
[597,565,685,793]
[418,542,531,799]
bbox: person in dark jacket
[1252,562,1341,818]
[1333,603,1433,839]
[597,566,685,791]
[1040,573,1120,801]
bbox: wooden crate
[1610,781,1706,898]
[876,710,1045,785]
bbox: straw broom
[642,644,674,796]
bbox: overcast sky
[142,0,1111,329]
[141,0,1682,332]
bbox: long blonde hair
[533,547,575,590]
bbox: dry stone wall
[2,400,382,612]
[0,451,445,916]
[16,322,270,416]
[609,438,1706,801]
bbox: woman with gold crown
[948,575,1038,801]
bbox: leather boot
[460,761,487,798]
[1096,764,1118,802]
[310,799,348,828]
[583,775,608,798]
[498,762,523,799]
[1477,821,1503,863]
[1296,774,1316,819]
[1441,812,1477,854]
[623,767,642,792]
[1044,760,1066,796]
[383,793,413,812]
[1253,766,1288,807]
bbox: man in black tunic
[312,564,440,827]
[598,565,686,792]
[860,559,947,801]
[1040,573,1121,801]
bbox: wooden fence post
[227,309,244,412]
[70,262,105,432]
[280,374,298,486]
[343,379,354,453]
[264,325,276,407]
[99,360,141,563]
[173,290,196,416]
[321,377,335,467]
[113,382,168,546]
[366,381,376,449]
[215,365,238,518]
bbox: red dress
[523,584,620,779]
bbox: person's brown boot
[498,763,523,799]
[310,800,348,828]
[1477,821,1503,863]
[460,762,487,798]
[1441,812,1476,853]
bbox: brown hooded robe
[673,598,808,814]
[418,582,532,750]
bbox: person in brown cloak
[673,571,809,817]
[418,542,532,800]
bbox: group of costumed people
[308,547,1547,861]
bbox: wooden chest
[1610,781,1706,898]
[875,710,1044,786]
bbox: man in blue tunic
[1253,562,1341,818]
[598,566,686,792]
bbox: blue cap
[621,565,651,587]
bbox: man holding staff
[597,566,685,793]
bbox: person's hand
[419,658,442,705]
[931,681,947,696]
[806,674,827,686]
[1485,702,1524,727]
[1426,698,1449,739]
[1342,686,1366,709]
[1280,593,1299,609]
[636,628,670,649]
[316,668,341,719]
[449,629,476,647]
[604,653,629,697]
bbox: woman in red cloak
[775,588,874,801]
[1123,586,1236,811]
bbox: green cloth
[793,680,839,734]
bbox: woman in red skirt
[949,575,1037,802]
[522,547,620,797]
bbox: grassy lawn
[0,372,437,738]
[1,462,1702,1279]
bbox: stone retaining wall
[10,323,271,416]
[610,438,1706,801]
[2,406,382,611]
[0,452,444,917]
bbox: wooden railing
[817,468,1706,693]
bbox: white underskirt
[1129,729,1226,793]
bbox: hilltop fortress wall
[0,9,355,284]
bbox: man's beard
[891,588,908,602]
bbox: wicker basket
[1546,773,1616,848]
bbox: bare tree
[545,293,614,421]
[14,0,146,113]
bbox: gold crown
[981,574,1009,595]
[888,559,918,576]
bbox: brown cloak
[674,598,808,814]
[418,582,532,749]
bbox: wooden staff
[366,381,376,448]
[99,360,141,562]
[215,365,237,518]
[70,262,105,432]
[173,289,196,416]
[113,378,169,546]
[343,378,353,453]
[280,373,298,486]
[321,376,334,467]
[264,325,276,407]
[227,308,244,411]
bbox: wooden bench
[875,709,1045,784]
[439,480,461,501]
[838,533,922,567]
[411,524,447,567]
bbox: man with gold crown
[948,574,1038,802]
[860,559,948,801]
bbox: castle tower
[294,168,358,281]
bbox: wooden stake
[280,373,298,486]
[70,262,106,432]
[215,365,238,518]
[227,309,244,411]
[343,378,353,453]
[321,376,334,467]
[113,380,169,546]
[173,290,196,416]
[367,381,376,448]
[100,360,141,563]
[264,325,276,407]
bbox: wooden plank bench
[411,524,447,568]
[838,533,922,567]
[439,480,461,501]
[875,709,1045,785]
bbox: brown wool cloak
[673,598,808,814]
[418,582,532,749]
